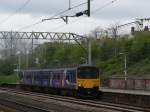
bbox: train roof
[78,64,97,68]
[21,65,98,72]
[22,67,76,72]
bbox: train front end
[76,65,100,97]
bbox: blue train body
[19,68,77,90]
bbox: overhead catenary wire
[18,0,117,31]
[0,0,32,25]
[18,1,94,31]
[18,20,43,31]
[43,0,94,21]
[92,0,118,14]
[49,0,118,32]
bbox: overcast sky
[0,0,149,35]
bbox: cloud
[0,0,149,34]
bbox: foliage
[0,31,150,85]
[0,57,16,76]
[0,74,19,84]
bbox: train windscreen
[77,67,99,79]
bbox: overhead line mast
[88,0,91,17]
[69,0,71,10]
[42,0,91,24]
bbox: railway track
[0,87,149,112]
[0,97,51,112]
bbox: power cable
[42,1,90,21]
[0,0,32,25]
[49,0,118,32]
[47,0,94,18]
[92,0,118,14]
[18,0,94,31]
[18,0,117,31]
[18,20,43,31]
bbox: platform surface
[100,88,150,96]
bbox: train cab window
[77,67,99,79]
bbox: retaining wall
[109,78,150,91]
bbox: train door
[57,70,64,88]
[49,71,53,87]
[42,71,50,87]
[24,71,32,85]
[52,70,63,88]
[34,71,42,87]
[66,69,76,89]
[54,72,60,88]
[62,69,67,88]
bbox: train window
[26,75,31,79]
[53,74,57,79]
[56,75,58,80]
[57,75,60,80]
[42,71,49,79]
[49,72,53,79]
[43,75,49,79]
[19,72,23,79]
[66,74,69,80]
[34,75,37,80]
[77,67,98,79]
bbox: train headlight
[78,84,82,87]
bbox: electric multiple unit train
[19,65,100,97]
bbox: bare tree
[90,27,108,39]
[109,22,120,57]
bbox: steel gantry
[0,31,92,64]
[0,31,87,41]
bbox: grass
[0,74,19,85]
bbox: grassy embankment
[0,74,19,85]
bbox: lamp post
[16,51,21,77]
[120,52,127,89]
[26,50,29,69]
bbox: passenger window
[66,74,69,80]
[57,75,59,80]
[43,75,49,79]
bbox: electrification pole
[87,0,91,65]
[120,52,127,89]
[124,54,127,89]
[87,0,90,17]
[69,0,71,9]
[88,39,91,65]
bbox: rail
[0,87,149,112]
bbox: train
[18,65,100,97]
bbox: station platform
[100,88,150,96]
[100,88,150,107]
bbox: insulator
[76,12,84,17]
